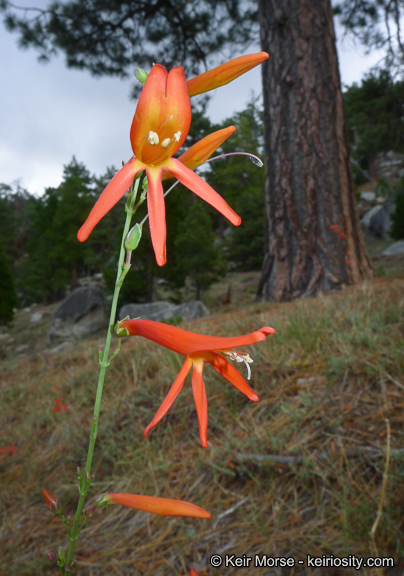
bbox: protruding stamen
[148,131,159,145]
[216,350,253,380]
[245,361,252,380]
[205,151,263,168]
[161,137,172,149]
[173,131,181,142]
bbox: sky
[0,9,384,197]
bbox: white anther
[217,350,253,380]
[148,131,159,145]
[173,131,182,142]
[161,137,172,149]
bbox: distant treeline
[1,70,404,323]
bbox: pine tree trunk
[257,0,374,301]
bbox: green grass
[0,277,404,575]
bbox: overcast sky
[0,10,383,197]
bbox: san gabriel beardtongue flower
[77,52,269,266]
[96,492,210,519]
[117,319,275,447]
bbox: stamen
[161,137,172,149]
[148,131,159,145]
[217,350,253,380]
[173,131,181,142]
[205,151,263,168]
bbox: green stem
[64,175,141,571]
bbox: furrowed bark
[257,0,374,302]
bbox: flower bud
[42,489,58,510]
[135,67,148,84]
[124,223,142,252]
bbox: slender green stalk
[64,175,142,571]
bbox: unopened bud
[42,489,58,511]
[135,68,148,84]
[125,223,142,252]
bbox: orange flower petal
[161,126,236,181]
[77,157,143,242]
[145,166,167,266]
[162,157,241,226]
[187,52,269,97]
[209,352,259,401]
[106,493,210,518]
[144,358,192,439]
[120,319,275,356]
[192,363,208,447]
[130,64,191,164]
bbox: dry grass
[1,276,404,576]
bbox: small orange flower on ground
[118,319,275,447]
[100,493,210,518]
[77,53,268,267]
[42,489,58,510]
[189,570,199,576]
[0,443,17,456]
[53,395,68,413]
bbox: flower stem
[64,175,142,571]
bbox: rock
[361,205,383,229]
[30,311,43,323]
[119,300,209,323]
[361,191,404,239]
[119,301,177,322]
[46,287,107,344]
[174,301,210,322]
[375,150,404,182]
[360,191,376,202]
[382,240,404,256]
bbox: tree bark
[257,0,374,302]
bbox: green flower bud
[125,223,142,252]
[135,68,148,85]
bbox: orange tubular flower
[77,66,239,266]
[187,52,269,96]
[118,319,276,447]
[101,493,210,518]
[77,52,269,267]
